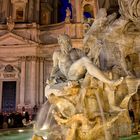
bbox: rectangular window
[16,10,23,20]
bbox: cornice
[11,0,28,4]
[0,44,38,48]
[0,58,20,63]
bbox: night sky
[59,0,72,22]
[59,0,91,21]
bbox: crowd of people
[0,105,38,129]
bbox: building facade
[0,0,119,112]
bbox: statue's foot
[113,77,124,86]
[109,106,126,113]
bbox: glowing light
[40,125,48,130]
[42,136,47,139]
[18,129,24,133]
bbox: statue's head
[57,34,72,53]
[58,34,72,45]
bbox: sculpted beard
[61,43,72,55]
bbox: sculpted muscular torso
[50,34,123,86]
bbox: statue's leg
[68,57,123,86]
[66,123,77,140]
[68,58,87,80]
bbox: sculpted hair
[58,34,72,45]
[58,34,72,52]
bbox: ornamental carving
[4,65,14,72]
[0,64,20,79]
[3,73,16,78]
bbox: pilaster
[39,57,45,104]
[28,0,34,22]
[35,0,40,23]
[19,56,26,106]
[29,56,37,106]
[93,0,99,18]
[36,57,39,105]
[75,0,82,22]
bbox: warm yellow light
[18,129,24,132]
[40,125,48,130]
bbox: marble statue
[33,1,140,140]
[50,34,123,86]
[65,7,71,23]
[83,9,117,67]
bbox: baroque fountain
[32,0,140,140]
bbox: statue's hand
[46,78,57,85]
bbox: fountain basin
[0,126,139,140]
[120,135,140,140]
[0,128,33,140]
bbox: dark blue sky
[59,0,72,22]
[84,12,92,18]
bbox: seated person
[50,34,123,86]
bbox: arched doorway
[83,4,94,25]
[83,4,94,19]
